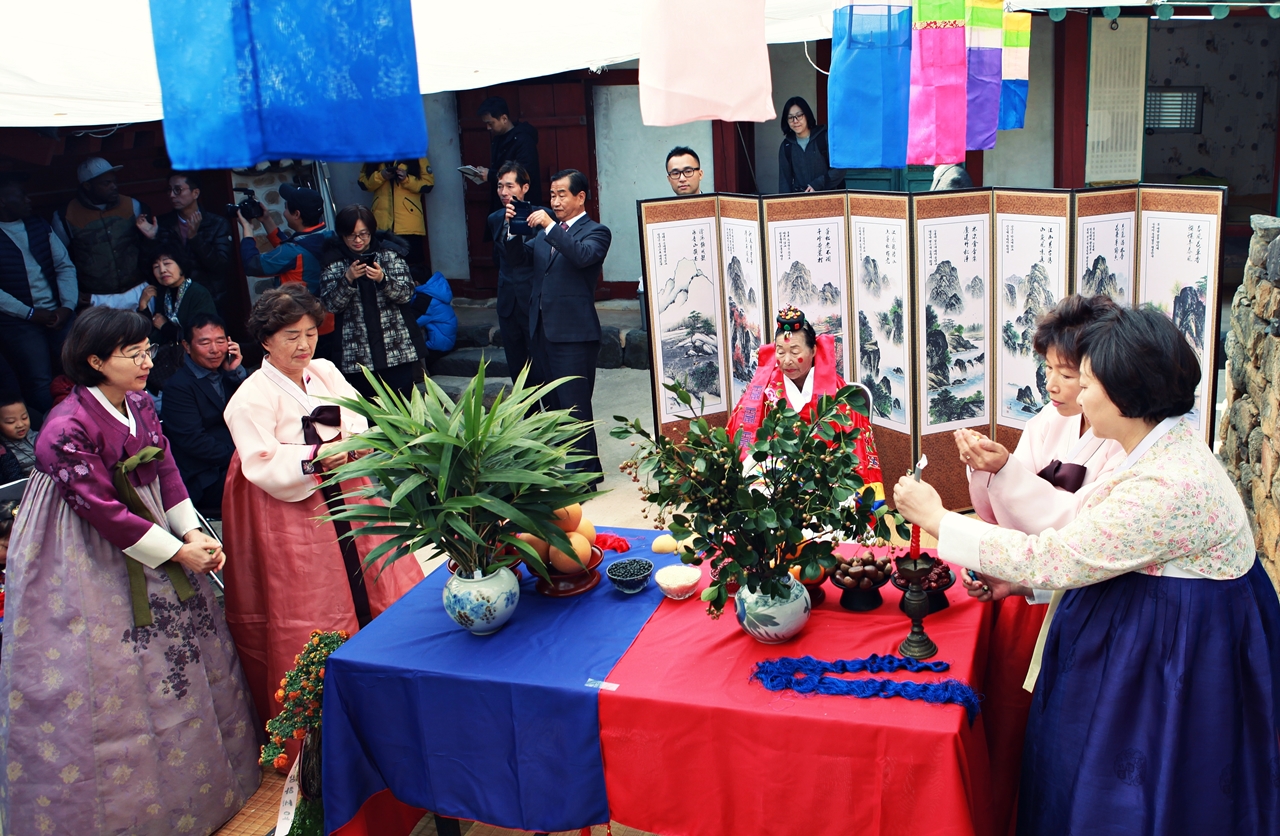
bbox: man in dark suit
[487,161,540,386]
[505,168,611,482]
[160,313,246,515]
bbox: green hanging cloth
[113,446,197,627]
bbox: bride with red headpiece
[726,306,884,498]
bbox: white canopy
[0,0,833,128]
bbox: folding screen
[762,194,854,380]
[1136,185,1225,443]
[992,189,1071,454]
[1073,186,1138,304]
[911,189,994,510]
[717,194,770,407]
[848,191,915,489]
[637,195,730,441]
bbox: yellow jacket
[358,159,434,235]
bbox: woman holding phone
[318,204,421,398]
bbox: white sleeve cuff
[936,512,987,571]
[165,499,201,539]
[1025,588,1054,605]
[124,524,184,569]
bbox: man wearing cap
[52,157,150,310]
[236,184,339,361]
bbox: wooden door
[457,81,597,295]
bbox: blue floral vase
[735,576,811,643]
[442,566,520,635]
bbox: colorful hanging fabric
[999,12,1032,130]
[965,0,1004,150]
[639,0,776,125]
[149,0,428,169]
[828,2,914,170]
[907,0,968,165]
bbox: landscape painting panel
[997,215,1067,430]
[916,216,990,433]
[645,218,728,422]
[1138,210,1218,435]
[720,216,767,405]
[852,217,911,433]
[767,217,851,378]
[1077,212,1134,304]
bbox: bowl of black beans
[605,558,655,594]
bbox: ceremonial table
[324,529,994,836]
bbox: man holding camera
[237,184,339,361]
[136,172,233,311]
[486,161,541,387]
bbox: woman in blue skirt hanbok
[895,304,1280,836]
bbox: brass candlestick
[895,554,938,660]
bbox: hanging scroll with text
[911,189,994,511]
[993,190,1071,455]
[763,194,853,380]
[849,191,915,486]
[1136,185,1224,443]
[717,195,770,408]
[638,195,730,441]
[1074,186,1137,304]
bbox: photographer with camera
[236,184,339,362]
[318,204,421,399]
[357,157,433,267]
[136,172,233,311]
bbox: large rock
[597,326,623,369]
[1255,281,1279,321]
[1232,394,1259,441]
[622,329,650,370]
[1253,213,1280,245]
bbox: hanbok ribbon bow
[301,405,342,446]
[1036,459,1087,493]
[113,446,196,628]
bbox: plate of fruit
[891,560,955,614]
[830,550,893,611]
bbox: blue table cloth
[323,528,679,834]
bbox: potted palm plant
[322,362,599,635]
[614,381,907,643]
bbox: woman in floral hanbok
[896,305,1280,836]
[0,307,260,836]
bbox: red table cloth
[599,561,994,836]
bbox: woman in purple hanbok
[0,307,261,836]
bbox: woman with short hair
[895,305,1280,834]
[0,306,260,835]
[318,204,421,399]
[221,285,422,733]
[137,245,217,393]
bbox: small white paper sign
[275,752,302,835]
[585,678,619,691]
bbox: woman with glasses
[136,172,233,310]
[136,245,217,394]
[0,306,261,836]
[318,204,422,398]
[777,96,845,194]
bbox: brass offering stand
[895,552,939,660]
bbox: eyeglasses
[113,345,159,366]
[786,112,806,123]
[667,167,701,180]
[167,186,189,195]
[345,230,372,241]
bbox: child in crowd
[0,394,36,477]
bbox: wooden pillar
[965,150,984,186]
[711,121,757,194]
[1054,13,1090,188]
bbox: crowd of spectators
[0,157,458,521]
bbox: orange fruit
[549,531,592,573]
[515,532,549,561]
[553,503,583,533]
[577,518,597,545]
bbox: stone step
[438,327,651,376]
[428,375,513,408]
[429,347,510,379]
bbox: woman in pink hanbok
[221,285,422,729]
[0,307,260,836]
[953,294,1126,834]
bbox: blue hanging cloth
[149,0,428,170]
[827,3,913,170]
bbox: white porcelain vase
[442,566,520,635]
[734,576,811,643]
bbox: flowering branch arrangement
[614,380,908,617]
[260,630,349,770]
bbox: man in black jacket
[472,96,542,211]
[161,313,245,515]
[138,172,233,310]
[486,161,540,386]
[504,169,610,483]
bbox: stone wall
[1220,214,1280,591]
